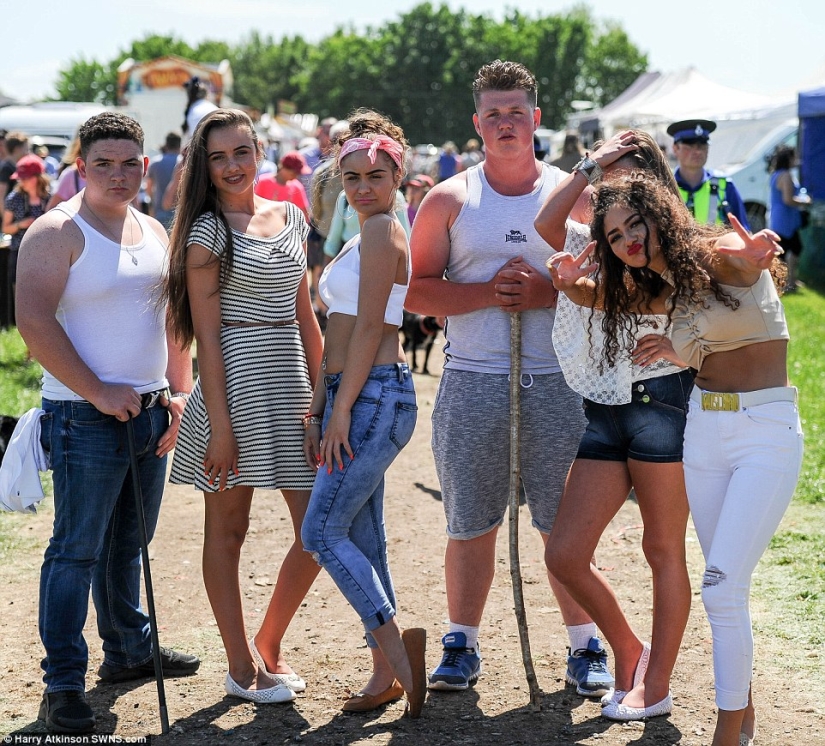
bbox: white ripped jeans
[683,390,803,711]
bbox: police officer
[667,119,749,228]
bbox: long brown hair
[164,108,261,348]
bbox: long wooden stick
[508,312,541,708]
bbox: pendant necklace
[82,198,139,265]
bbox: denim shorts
[576,369,694,463]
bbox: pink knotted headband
[338,135,404,170]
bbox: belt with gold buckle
[700,392,740,411]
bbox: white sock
[567,623,597,653]
[449,622,479,651]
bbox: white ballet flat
[600,641,650,707]
[602,691,672,721]
[249,638,307,692]
[600,688,625,707]
[224,673,296,703]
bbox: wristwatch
[573,155,603,185]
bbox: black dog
[0,415,20,466]
[401,311,444,374]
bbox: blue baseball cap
[667,119,716,144]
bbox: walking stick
[125,416,170,735]
[508,312,541,709]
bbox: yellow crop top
[670,269,789,371]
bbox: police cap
[666,119,717,144]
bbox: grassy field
[1,288,823,653]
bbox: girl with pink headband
[302,110,427,718]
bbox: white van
[709,119,798,231]
[0,102,108,155]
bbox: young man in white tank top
[16,112,199,735]
[407,60,614,698]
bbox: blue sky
[2,0,823,103]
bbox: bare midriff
[694,340,789,393]
[322,313,405,375]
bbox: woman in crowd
[3,154,49,322]
[535,131,692,722]
[46,138,85,210]
[301,109,426,718]
[164,108,324,703]
[554,170,802,746]
[768,144,809,292]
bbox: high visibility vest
[680,177,728,225]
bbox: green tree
[232,32,309,113]
[54,58,111,103]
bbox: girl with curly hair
[535,134,693,723]
[549,168,800,746]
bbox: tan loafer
[342,680,404,712]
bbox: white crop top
[318,234,410,326]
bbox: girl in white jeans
[565,171,803,746]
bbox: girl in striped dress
[165,109,324,703]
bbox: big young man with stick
[16,112,199,734]
[406,60,614,698]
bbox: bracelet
[171,391,191,401]
[302,414,322,430]
[573,155,603,185]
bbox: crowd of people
[6,59,805,746]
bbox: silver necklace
[82,198,139,265]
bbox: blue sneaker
[427,632,482,691]
[566,636,615,697]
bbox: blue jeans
[38,399,169,693]
[302,364,417,647]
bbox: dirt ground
[1,346,823,745]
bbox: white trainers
[248,638,307,692]
[224,673,296,703]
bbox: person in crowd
[551,132,586,173]
[0,131,30,206]
[309,119,351,319]
[301,109,426,718]
[0,129,8,161]
[16,111,199,735]
[33,143,60,179]
[254,151,311,220]
[459,138,483,171]
[560,170,802,746]
[437,141,460,183]
[404,174,433,225]
[668,119,749,228]
[3,154,50,325]
[145,132,182,232]
[536,131,694,722]
[47,138,85,210]
[406,59,613,699]
[324,186,410,261]
[164,109,324,704]
[769,144,810,292]
[182,77,218,143]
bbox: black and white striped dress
[169,204,316,492]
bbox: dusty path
[1,348,822,744]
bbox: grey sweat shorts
[432,369,585,539]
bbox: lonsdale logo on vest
[504,229,528,244]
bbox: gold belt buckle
[701,392,740,411]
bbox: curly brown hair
[589,171,740,369]
[334,109,408,166]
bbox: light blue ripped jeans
[302,363,417,647]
